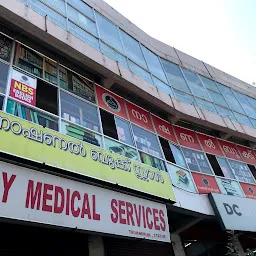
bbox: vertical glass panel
[60,91,100,132]
[173,89,195,105]
[0,95,3,110]
[0,62,9,94]
[140,151,166,171]
[195,97,217,113]
[59,66,96,103]
[0,34,12,62]
[233,112,253,127]
[247,96,256,112]
[207,90,229,108]
[169,143,187,168]
[120,30,147,69]
[216,157,235,179]
[115,117,134,146]
[42,0,66,15]
[44,57,57,85]
[6,99,58,131]
[105,137,138,161]
[132,124,163,158]
[200,76,219,92]
[161,59,191,93]
[62,121,102,147]
[96,12,123,53]
[128,60,152,84]
[153,77,173,96]
[217,83,245,114]
[228,159,255,184]
[250,118,256,128]
[68,21,100,51]
[182,69,210,100]
[141,46,167,83]
[100,42,128,68]
[215,105,236,120]
[67,5,97,36]
[67,0,94,20]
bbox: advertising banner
[191,172,220,194]
[173,126,201,150]
[217,139,242,161]
[166,163,196,193]
[236,145,256,165]
[196,133,223,156]
[209,193,256,232]
[0,112,175,201]
[151,115,177,144]
[126,101,154,132]
[9,69,37,106]
[95,86,127,119]
[239,182,256,199]
[0,161,170,242]
[216,177,244,197]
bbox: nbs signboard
[0,161,170,242]
[209,193,256,232]
[0,112,175,201]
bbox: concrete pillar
[171,234,186,256]
[88,235,104,256]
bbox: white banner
[0,161,170,242]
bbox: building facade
[0,0,256,255]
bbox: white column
[171,234,186,256]
[88,235,105,256]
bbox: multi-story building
[0,0,255,255]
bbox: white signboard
[0,161,170,242]
[209,193,256,232]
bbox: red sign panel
[192,172,221,194]
[237,145,256,165]
[217,139,242,161]
[126,101,154,131]
[240,182,256,199]
[196,133,223,156]
[151,115,177,143]
[173,126,201,150]
[95,86,127,119]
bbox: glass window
[141,46,167,83]
[217,83,245,114]
[182,69,210,100]
[42,0,66,15]
[207,90,229,108]
[139,151,166,171]
[62,121,102,147]
[60,91,100,133]
[233,112,253,127]
[128,60,152,84]
[115,117,134,146]
[173,89,195,105]
[59,66,96,103]
[247,96,256,112]
[0,34,12,62]
[67,5,97,36]
[200,76,219,92]
[216,157,235,179]
[0,95,4,110]
[228,159,255,184]
[161,59,191,93]
[105,137,138,160]
[120,31,147,69]
[67,0,94,20]
[215,105,236,120]
[96,12,123,53]
[6,99,58,131]
[251,118,256,128]
[68,21,100,51]
[100,42,128,69]
[195,97,217,113]
[169,143,187,168]
[28,0,66,29]
[0,62,9,94]
[153,77,173,96]
[182,147,213,174]
[132,124,163,158]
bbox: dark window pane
[0,34,12,62]
[207,154,224,177]
[0,62,9,94]
[100,109,118,140]
[159,137,175,163]
[140,151,166,171]
[0,95,4,110]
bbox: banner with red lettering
[95,86,128,119]
[191,172,220,194]
[217,139,242,161]
[126,101,154,132]
[240,182,256,199]
[196,133,223,156]
[236,145,256,165]
[9,69,37,106]
[151,115,177,143]
[0,161,170,242]
[173,126,201,150]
